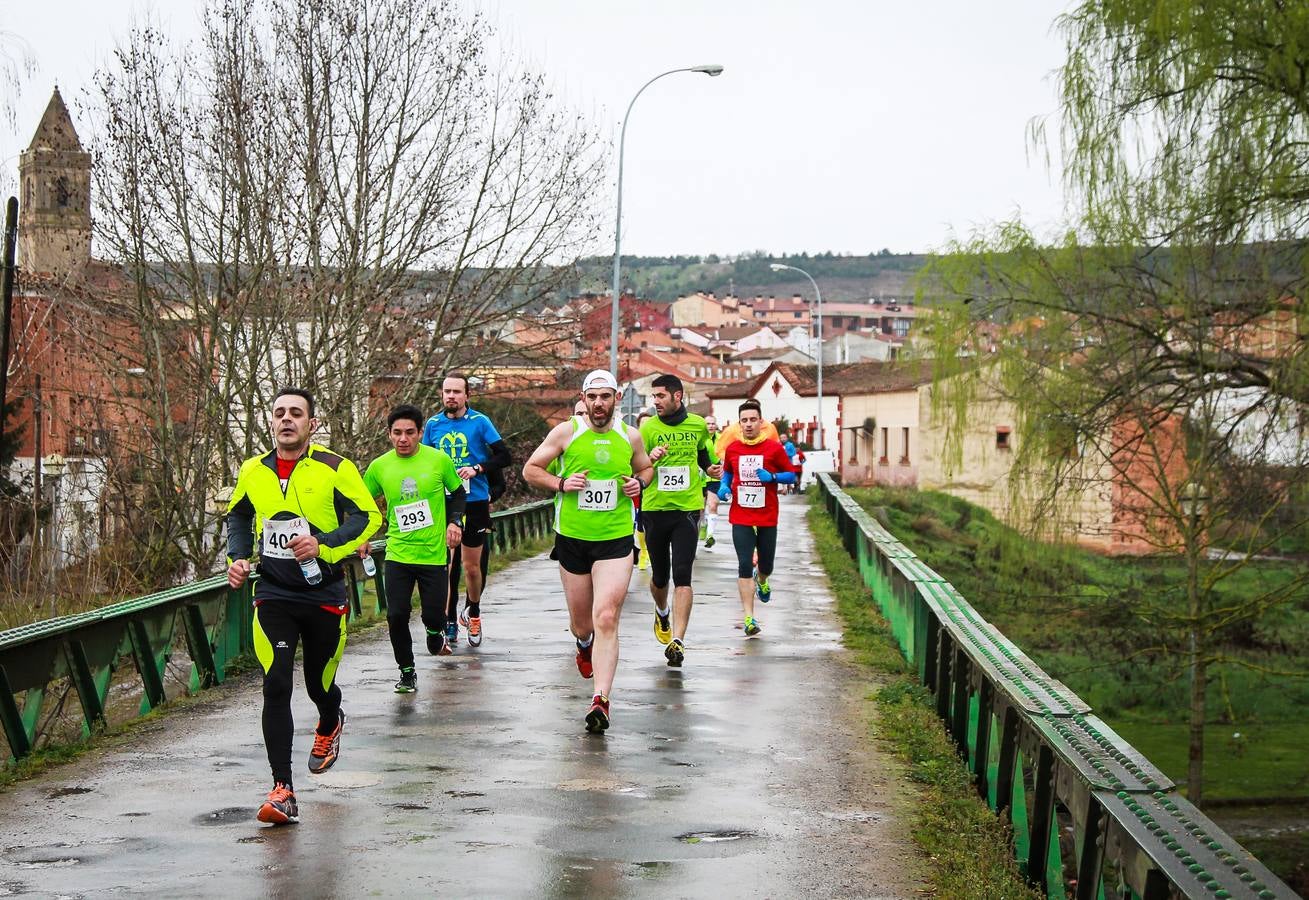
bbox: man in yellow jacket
[226,387,381,826]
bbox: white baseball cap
[582,369,619,392]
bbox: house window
[880,427,889,464]
[901,427,910,464]
[996,427,1011,451]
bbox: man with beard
[639,374,722,667]
[421,373,511,649]
[226,387,382,824]
[522,370,654,733]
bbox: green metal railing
[0,498,553,763]
[815,474,1295,900]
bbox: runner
[700,414,721,548]
[522,369,654,733]
[781,433,799,495]
[362,404,467,692]
[639,374,721,667]
[226,387,382,825]
[716,399,797,638]
[421,373,511,649]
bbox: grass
[807,499,1038,899]
[846,485,1309,804]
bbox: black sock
[467,602,480,618]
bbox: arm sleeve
[225,473,256,564]
[719,472,733,493]
[440,454,467,522]
[485,438,511,471]
[445,485,467,523]
[316,458,383,564]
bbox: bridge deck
[0,498,922,898]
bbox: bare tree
[83,0,606,579]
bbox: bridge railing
[814,474,1294,900]
[0,498,554,764]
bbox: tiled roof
[706,359,936,400]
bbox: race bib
[577,479,618,511]
[738,485,766,509]
[262,517,308,560]
[394,499,435,533]
[739,454,764,482]
[657,465,690,492]
[461,476,471,494]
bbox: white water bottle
[361,554,377,578]
[300,557,323,585]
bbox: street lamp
[609,64,725,377]
[771,263,824,449]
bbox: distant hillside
[565,252,933,303]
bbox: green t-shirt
[554,417,635,541]
[639,412,718,512]
[363,445,463,566]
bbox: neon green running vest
[554,416,635,541]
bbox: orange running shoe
[467,616,482,647]
[575,640,593,679]
[256,783,299,825]
[308,710,345,774]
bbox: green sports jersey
[640,412,718,511]
[363,445,463,565]
[554,416,635,541]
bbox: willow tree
[924,1,1309,806]
[83,0,604,579]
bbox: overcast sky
[3,0,1075,257]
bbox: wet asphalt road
[0,498,924,899]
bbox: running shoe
[585,694,610,733]
[653,609,672,645]
[575,640,594,679]
[744,616,762,637]
[426,629,447,656]
[446,620,459,647]
[756,577,772,604]
[395,668,417,693]
[704,534,715,548]
[466,616,482,647]
[308,710,345,774]
[665,639,685,668]
[256,782,299,825]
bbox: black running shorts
[552,534,635,575]
[461,500,492,548]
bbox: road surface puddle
[677,830,757,844]
[46,786,93,799]
[195,807,250,826]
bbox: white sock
[655,603,670,617]
[576,633,593,648]
[706,513,717,534]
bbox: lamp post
[771,263,824,449]
[610,64,724,377]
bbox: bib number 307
[578,479,617,511]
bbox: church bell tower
[18,87,93,277]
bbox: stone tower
[18,88,93,276]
